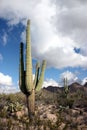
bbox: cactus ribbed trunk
[29,89,35,114]
[26,20,35,114]
[19,19,46,120]
[26,20,33,92]
[64,78,69,98]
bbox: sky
[0,0,87,93]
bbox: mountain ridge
[42,82,87,93]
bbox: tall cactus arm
[64,77,69,95]
[19,20,46,117]
[19,42,26,94]
[26,20,33,92]
[36,60,46,91]
[33,62,40,88]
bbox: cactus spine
[19,20,46,119]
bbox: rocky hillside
[0,82,87,130]
[43,82,87,93]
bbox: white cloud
[42,71,85,88]
[20,30,26,43]
[0,72,12,86]
[60,70,79,85]
[2,32,8,45]
[0,0,87,69]
[0,72,18,93]
[55,0,87,55]
[82,77,87,85]
[42,79,58,88]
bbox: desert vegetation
[0,83,87,129]
[0,20,87,130]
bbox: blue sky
[0,0,87,93]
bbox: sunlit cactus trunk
[19,19,46,120]
[29,89,35,115]
[26,20,33,92]
[26,20,35,115]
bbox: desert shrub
[0,109,7,118]
[57,91,74,109]
[0,94,8,109]
[7,101,23,113]
[45,120,58,130]
[66,98,74,108]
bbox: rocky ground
[0,82,87,130]
[0,103,87,130]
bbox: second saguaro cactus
[19,20,46,118]
[64,77,69,97]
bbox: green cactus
[7,102,23,113]
[19,20,46,119]
[64,78,69,97]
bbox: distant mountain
[43,86,62,93]
[68,82,85,93]
[84,82,87,87]
[40,86,62,100]
[43,82,87,94]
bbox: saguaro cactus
[19,20,46,119]
[64,77,69,97]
